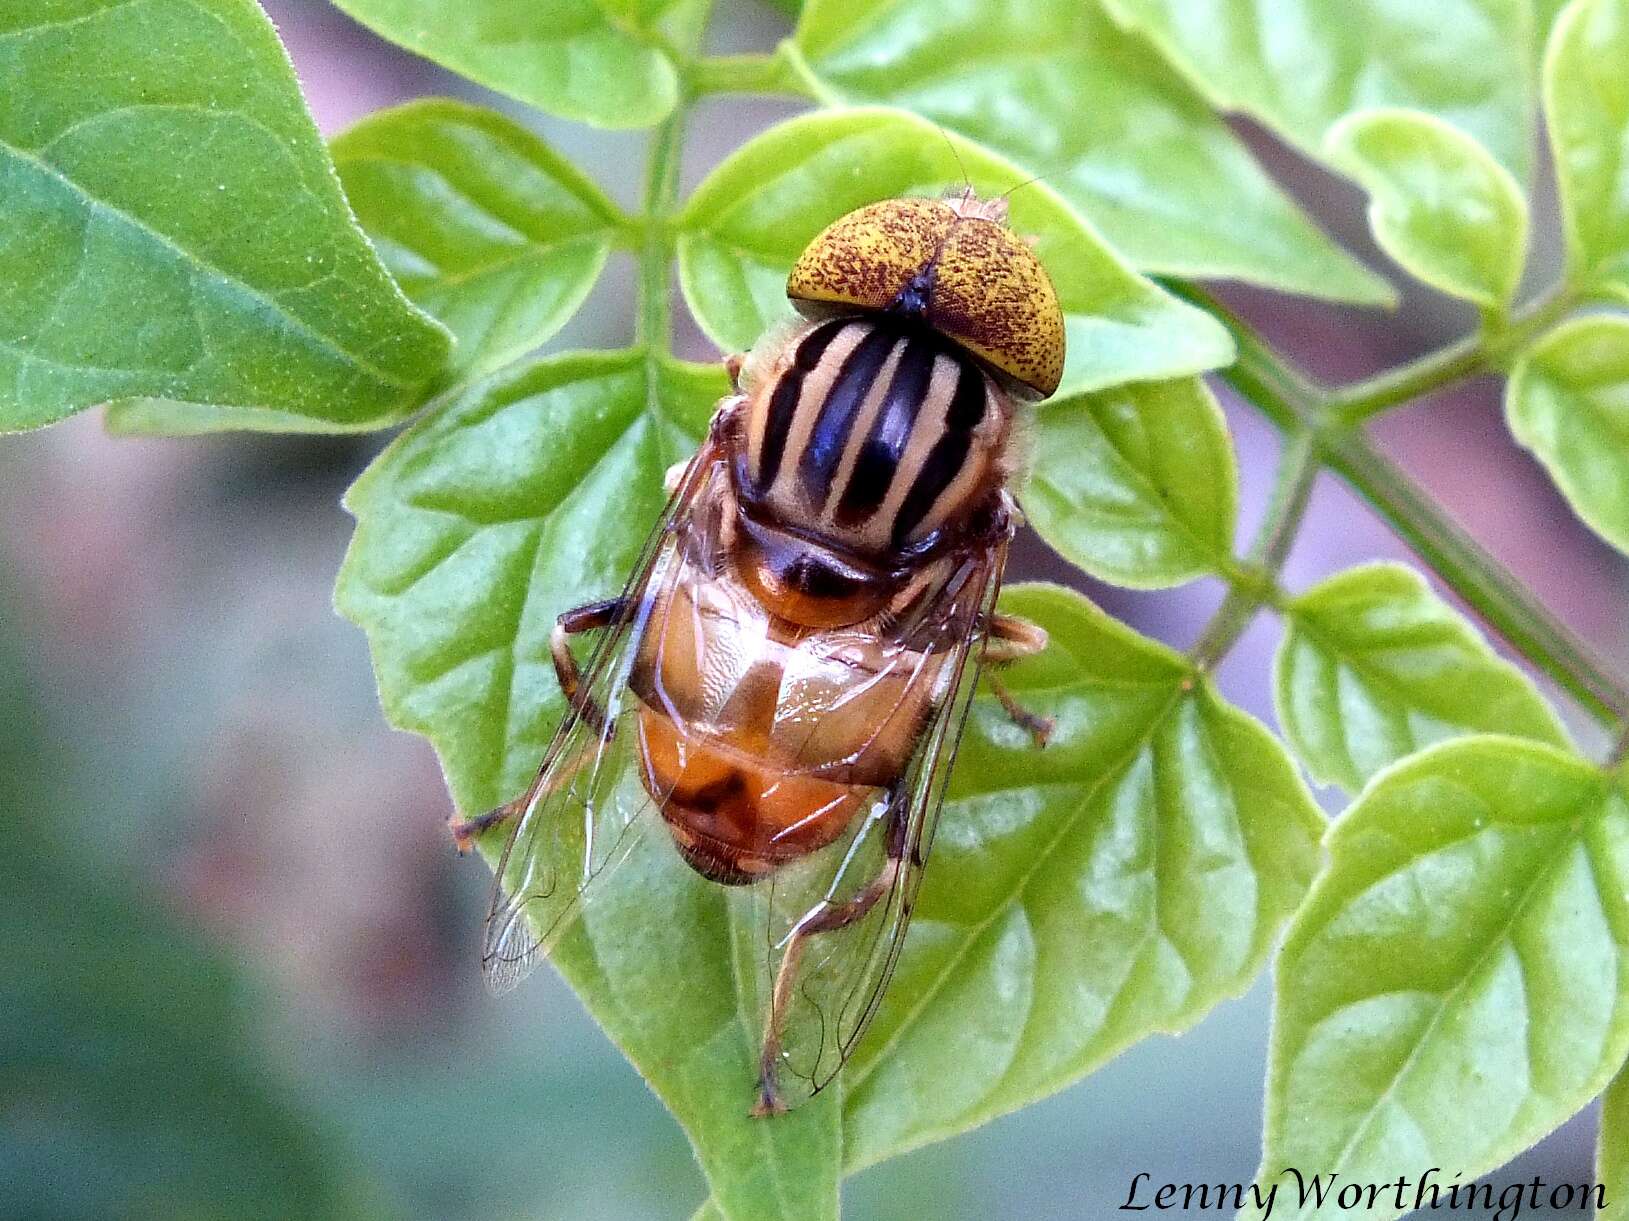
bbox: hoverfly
[451,188,1065,1115]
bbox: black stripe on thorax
[796,323,898,499]
[834,330,941,526]
[891,360,988,548]
[753,318,845,493]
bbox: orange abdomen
[636,706,873,884]
[628,558,948,883]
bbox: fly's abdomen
[737,317,1012,557]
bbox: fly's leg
[752,845,904,1118]
[446,596,629,851]
[551,597,629,734]
[448,737,600,854]
[983,612,1053,748]
[724,351,746,390]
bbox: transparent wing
[740,540,1008,1109]
[480,442,721,995]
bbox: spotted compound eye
[784,195,1066,400]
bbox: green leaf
[1253,737,1629,1221]
[1324,109,1528,308]
[336,348,712,810]
[1021,377,1238,588]
[1545,0,1629,301]
[1506,315,1629,554]
[330,0,680,129]
[1101,0,1536,183]
[103,398,391,436]
[841,584,1323,1170]
[335,348,838,1221]
[677,108,1235,396]
[1600,1062,1629,1210]
[1275,562,1567,792]
[0,0,450,434]
[597,0,715,50]
[331,100,625,383]
[787,0,1392,305]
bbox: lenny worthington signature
[1119,1169,1605,1219]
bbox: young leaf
[1325,109,1528,308]
[677,109,1234,397]
[786,0,1392,305]
[1253,737,1629,1221]
[842,584,1323,1171]
[1275,562,1567,792]
[331,100,626,382]
[1506,315,1629,554]
[0,0,449,434]
[1545,0,1629,302]
[335,349,839,1221]
[328,0,680,129]
[1600,1062,1629,1210]
[1021,377,1239,588]
[1101,0,1536,183]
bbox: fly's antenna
[997,167,1059,204]
[930,120,974,203]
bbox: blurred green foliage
[0,604,379,1219]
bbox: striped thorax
[736,317,1012,558]
[715,190,1063,630]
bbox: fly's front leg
[752,845,903,1118]
[983,612,1053,748]
[446,596,629,851]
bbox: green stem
[1250,428,1320,574]
[1203,295,1629,731]
[1324,332,1487,423]
[1192,429,1316,671]
[686,47,811,97]
[1609,722,1629,771]
[1317,290,1573,425]
[637,110,688,351]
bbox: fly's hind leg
[752,804,907,1118]
[983,612,1054,749]
[447,596,629,851]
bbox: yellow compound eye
[785,195,1066,399]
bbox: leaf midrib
[843,677,1190,1107]
[1284,790,1604,1207]
[1287,606,1555,760]
[1,137,419,391]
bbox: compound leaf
[677,108,1234,398]
[1325,109,1528,308]
[1251,737,1629,1221]
[331,100,625,383]
[1101,0,1536,183]
[1276,562,1566,792]
[1022,377,1238,588]
[1546,0,1629,302]
[1506,315,1629,555]
[787,0,1391,305]
[329,0,681,129]
[842,584,1323,1170]
[0,0,450,433]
